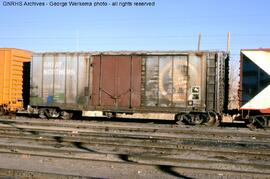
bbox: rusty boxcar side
[91,55,142,108]
[88,51,229,123]
[0,48,32,114]
[30,51,229,123]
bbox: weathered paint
[30,53,91,109]
[0,48,32,111]
[92,55,141,108]
[144,55,189,107]
[30,51,228,115]
[143,54,209,110]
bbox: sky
[0,0,270,62]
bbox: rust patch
[92,55,141,108]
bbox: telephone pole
[227,32,231,53]
[198,33,202,51]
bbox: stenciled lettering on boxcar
[30,53,89,106]
[43,61,75,76]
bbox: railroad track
[0,142,269,177]
[0,117,269,178]
[0,117,269,140]
[0,167,103,179]
[0,125,269,153]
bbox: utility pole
[76,29,79,51]
[198,33,201,51]
[227,32,231,53]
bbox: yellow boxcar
[0,48,32,114]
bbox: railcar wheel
[0,107,5,116]
[181,114,193,125]
[60,111,73,120]
[205,111,219,127]
[38,109,47,119]
[250,116,268,128]
[104,112,116,119]
[174,113,186,125]
[193,114,207,125]
[48,108,60,118]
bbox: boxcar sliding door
[92,55,141,108]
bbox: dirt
[0,153,268,179]
[0,153,186,179]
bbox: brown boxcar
[92,55,141,108]
[0,48,32,114]
[30,51,229,123]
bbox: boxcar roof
[241,48,270,52]
[33,50,227,55]
[0,48,32,54]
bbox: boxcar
[30,51,229,123]
[0,48,32,115]
[29,52,90,118]
[239,49,270,127]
